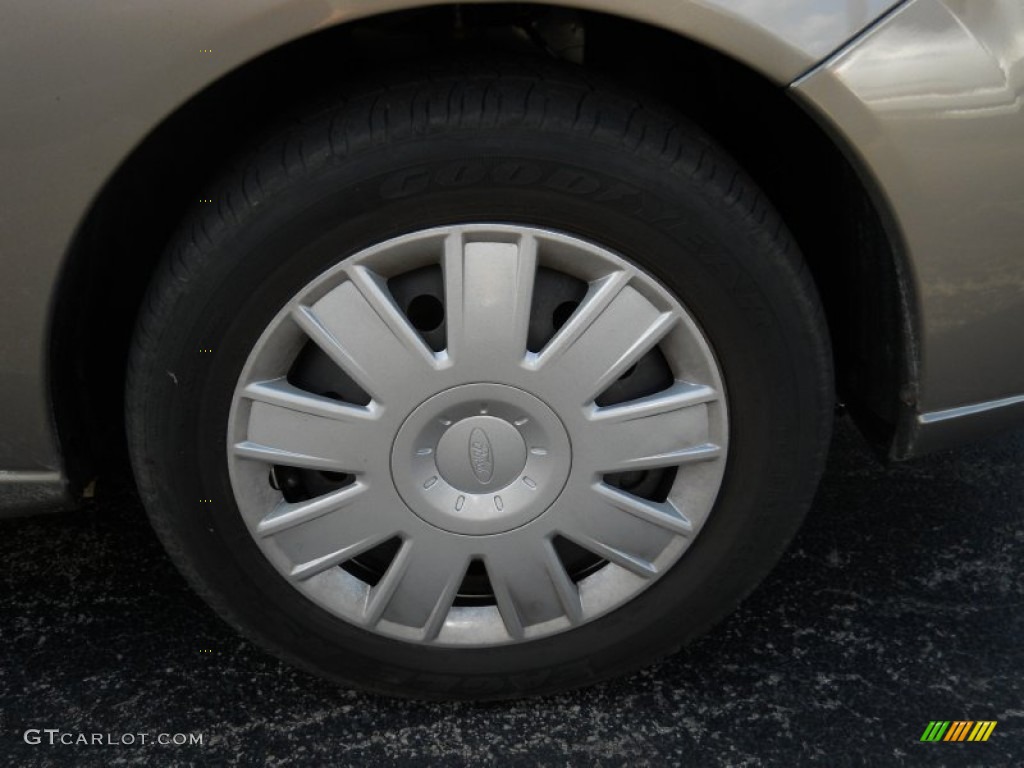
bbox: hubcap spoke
[531,269,629,367]
[266,485,405,581]
[533,279,679,403]
[554,486,683,578]
[346,263,445,366]
[256,482,369,538]
[591,482,693,537]
[292,273,439,404]
[374,539,470,641]
[485,538,582,639]
[588,381,718,421]
[443,230,538,369]
[580,383,722,474]
[233,379,385,473]
[362,538,415,626]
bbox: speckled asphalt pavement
[1,417,1021,766]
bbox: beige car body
[1,0,1022,511]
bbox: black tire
[126,62,833,700]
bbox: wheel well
[51,4,911,488]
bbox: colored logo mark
[920,721,997,742]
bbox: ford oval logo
[468,428,494,484]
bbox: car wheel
[127,64,833,699]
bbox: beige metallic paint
[794,0,1024,452]
[0,0,898,475]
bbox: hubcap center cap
[435,416,527,492]
[391,383,572,535]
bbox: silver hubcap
[227,225,728,646]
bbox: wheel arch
[50,4,914,491]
